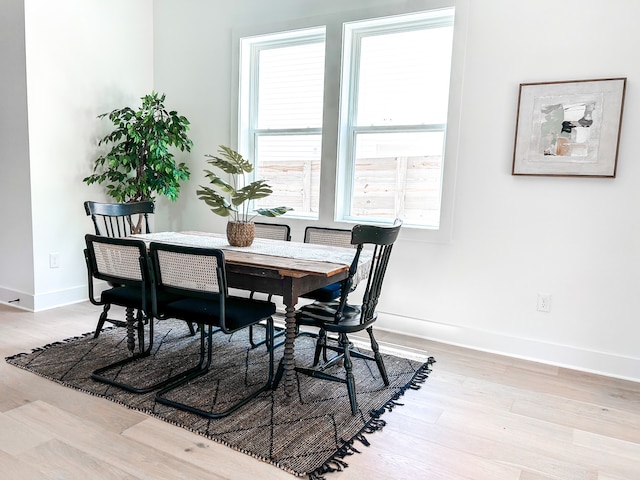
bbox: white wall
[0,0,34,305]
[153,0,640,381]
[21,0,154,310]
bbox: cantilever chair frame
[149,242,276,419]
[292,221,402,415]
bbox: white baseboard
[0,285,89,312]
[375,311,640,383]
[0,286,33,311]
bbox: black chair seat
[301,282,342,302]
[102,287,181,312]
[296,301,372,332]
[164,296,276,331]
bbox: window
[239,28,326,218]
[337,10,455,228]
[237,7,457,232]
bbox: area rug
[5,319,434,479]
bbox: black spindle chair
[292,221,402,415]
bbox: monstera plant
[196,145,291,246]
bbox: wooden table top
[135,231,357,279]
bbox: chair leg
[367,326,389,385]
[249,322,285,350]
[313,329,327,366]
[186,321,196,336]
[340,333,358,415]
[93,304,111,338]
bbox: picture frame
[512,77,626,177]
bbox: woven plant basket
[226,221,255,247]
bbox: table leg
[282,303,297,397]
[125,307,136,354]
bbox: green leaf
[255,206,293,217]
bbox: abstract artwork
[512,78,626,177]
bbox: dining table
[132,230,370,398]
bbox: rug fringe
[307,356,435,479]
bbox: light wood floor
[1,302,639,480]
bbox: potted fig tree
[196,145,291,246]
[83,91,192,233]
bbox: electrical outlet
[49,253,60,269]
[537,293,551,312]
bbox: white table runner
[134,232,372,275]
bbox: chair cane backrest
[254,222,291,241]
[84,234,149,286]
[84,234,151,312]
[304,226,353,249]
[149,243,231,330]
[84,200,155,237]
[334,221,402,323]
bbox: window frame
[336,9,455,229]
[238,27,326,219]
[231,1,467,244]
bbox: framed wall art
[512,77,626,177]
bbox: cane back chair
[149,242,276,419]
[84,234,197,393]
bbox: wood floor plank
[1,362,148,434]
[510,394,640,443]
[123,418,295,480]
[0,449,56,479]
[17,438,140,479]
[0,412,52,455]
[6,401,226,480]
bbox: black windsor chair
[84,234,198,393]
[292,221,402,415]
[84,200,195,338]
[149,242,276,419]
